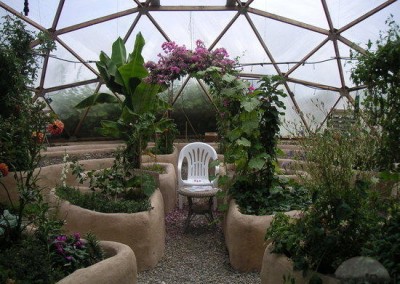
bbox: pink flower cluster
[51,232,84,262]
[145,40,235,85]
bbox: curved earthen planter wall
[142,146,179,174]
[260,243,339,284]
[50,189,165,272]
[224,199,299,272]
[0,158,118,205]
[142,162,176,214]
[58,240,137,284]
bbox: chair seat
[178,186,219,198]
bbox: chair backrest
[177,142,219,187]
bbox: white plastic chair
[177,142,219,210]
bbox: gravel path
[138,209,260,284]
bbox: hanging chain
[24,0,29,16]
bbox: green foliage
[266,126,382,275]
[56,186,152,213]
[142,163,167,174]
[362,202,400,278]
[0,15,55,170]
[212,74,289,215]
[62,152,157,213]
[350,17,400,170]
[234,179,311,215]
[0,15,57,244]
[76,33,174,168]
[153,118,179,155]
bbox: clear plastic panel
[2,0,59,28]
[249,13,327,66]
[57,0,134,29]
[57,14,134,60]
[341,2,400,50]
[43,42,97,88]
[325,0,388,29]
[250,0,329,28]
[289,41,342,88]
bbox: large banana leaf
[75,92,119,109]
[111,37,127,68]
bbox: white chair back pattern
[177,142,219,209]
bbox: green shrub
[266,125,381,275]
[60,152,157,213]
[56,186,152,213]
[362,202,400,278]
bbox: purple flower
[56,235,67,242]
[74,240,83,249]
[73,232,81,240]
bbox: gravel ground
[138,209,260,284]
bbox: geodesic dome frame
[1,0,399,138]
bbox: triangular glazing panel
[57,0,134,29]
[43,43,97,88]
[2,0,59,28]
[341,2,400,50]
[250,0,329,29]
[289,41,342,88]
[148,10,238,49]
[170,78,217,136]
[249,13,327,66]
[326,0,388,29]
[57,14,134,65]
[123,15,171,63]
[162,0,226,5]
[285,83,342,133]
[216,14,277,76]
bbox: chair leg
[179,194,184,210]
[184,197,194,232]
[212,196,217,211]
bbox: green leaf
[111,37,127,67]
[99,120,122,138]
[248,156,266,170]
[120,106,137,122]
[131,82,161,114]
[75,93,119,109]
[242,97,260,112]
[236,137,251,147]
[221,73,237,83]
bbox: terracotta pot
[224,199,300,272]
[58,240,137,284]
[142,162,177,214]
[260,243,339,284]
[49,189,165,272]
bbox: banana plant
[76,33,169,168]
